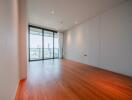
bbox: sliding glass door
[29,27,43,60]
[29,25,59,61]
[54,33,59,58]
[44,30,54,59]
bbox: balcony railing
[30,48,59,60]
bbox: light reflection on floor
[27,59,61,85]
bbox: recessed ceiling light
[50,10,55,15]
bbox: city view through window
[29,26,59,60]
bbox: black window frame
[28,25,58,61]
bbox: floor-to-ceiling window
[29,25,59,61]
[44,30,54,59]
[29,27,43,60]
[54,33,59,58]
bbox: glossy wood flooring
[15,59,132,100]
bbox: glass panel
[29,27,43,60]
[54,33,59,58]
[29,26,59,61]
[44,30,53,59]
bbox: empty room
[0,0,132,100]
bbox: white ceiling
[27,0,126,32]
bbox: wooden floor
[15,59,132,100]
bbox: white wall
[64,0,132,77]
[18,0,28,79]
[0,0,19,99]
[0,0,28,99]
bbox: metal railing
[30,48,59,60]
